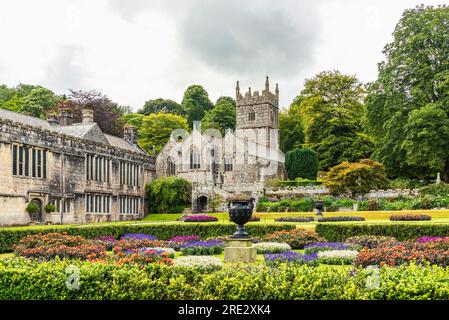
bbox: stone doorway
[196,195,208,213]
[30,198,43,222]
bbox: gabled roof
[0,108,149,156]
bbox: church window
[167,157,176,176]
[248,110,256,121]
[12,144,46,179]
[190,147,201,169]
[224,154,233,171]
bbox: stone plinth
[224,238,257,263]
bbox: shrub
[411,195,434,209]
[25,202,40,214]
[367,199,380,211]
[44,204,56,213]
[174,256,223,272]
[275,217,314,223]
[389,214,431,221]
[317,250,358,265]
[264,228,324,249]
[344,235,397,249]
[316,223,449,242]
[256,202,268,212]
[323,159,389,195]
[180,241,224,255]
[317,216,365,222]
[146,177,191,213]
[390,177,429,189]
[334,199,354,208]
[253,242,291,253]
[419,183,449,197]
[290,198,315,212]
[0,223,295,253]
[264,252,318,266]
[303,242,350,254]
[354,241,449,267]
[285,148,319,180]
[183,215,218,222]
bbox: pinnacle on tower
[236,81,240,95]
[275,83,279,96]
[265,76,269,92]
[248,86,251,95]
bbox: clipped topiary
[285,147,319,180]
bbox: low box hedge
[0,223,295,253]
[1,258,449,300]
[316,223,449,242]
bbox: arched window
[248,109,256,121]
[190,147,201,169]
[224,154,233,172]
[167,157,176,176]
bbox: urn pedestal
[224,196,257,263]
[224,238,257,263]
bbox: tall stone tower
[235,76,280,152]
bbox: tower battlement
[236,76,279,108]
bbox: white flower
[254,242,291,253]
[142,247,176,255]
[317,250,358,265]
[174,256,223,270]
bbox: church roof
[0,108,148,155]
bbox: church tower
[235,76,280,152]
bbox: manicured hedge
[2,258,449,299]
[0,223,295,253]
[316,223,449,242]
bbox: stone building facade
[0,108,155,226]
[156,77,285,212]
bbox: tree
[279,100,305,153]
[146,177,191,213]
[139,113,188,154]
[201,96,236,135]
[402,104,449,177]
[66,90,126,137]
[138,98,184,116]
[297,70,371,170]
[181,85,213,128]
[324,159,390,195]
[366,5,449,179]
[285,148,318,180]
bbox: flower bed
[389,214,432,221]
[263,228,324,249]
[303,242,350,254]
[416,236,449,243]
[168,235,201,243]
[354,240,449,267]
[94,236,116,251]
[249,216,261,222]
[120,233,158,240]
[114,247,174,266]
[317,250,358,265]
[264,251,318,266]
[275,217,315,223]
[317,216,365,222]
[14,232,106,261]
[180,240,224,255]
[183,215,218,222]
[174,256,223,272]
[112,239,167,254]
[344,235,397,249]
[253,242,291,253]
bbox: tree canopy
[138,98,184,116]
[181,85,213,128]
[201,96,236,135]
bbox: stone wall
[0,118,155,226]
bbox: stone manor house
[0,77,284,226]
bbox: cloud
[44,45,89,93]
[180,0,321,77]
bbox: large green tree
[181,85,213,128]
[279,98,305,153]
[138,98,184,116]
[366,5,449,179]
[201,96,236,135]
[139,113,188,154]
[297,70,372,170]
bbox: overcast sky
[0,0,445,110]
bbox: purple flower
[264,251,318,265]
[181,240,224,248]
[95,236,116,242]
[169,235,201,243]
[120,233,157,241]
[183,215,218,222]
[416,236,449,243]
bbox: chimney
[47,113,59,126]
[123,124,138,145]
[58,110,73,126]
[81,108,94,124]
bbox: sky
[0,0,446,111]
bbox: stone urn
[228,195,254,238]
[315,200,324,217]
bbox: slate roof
[0,108,147,155]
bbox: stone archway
[30,198,43,222]
[196,195,208,213]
